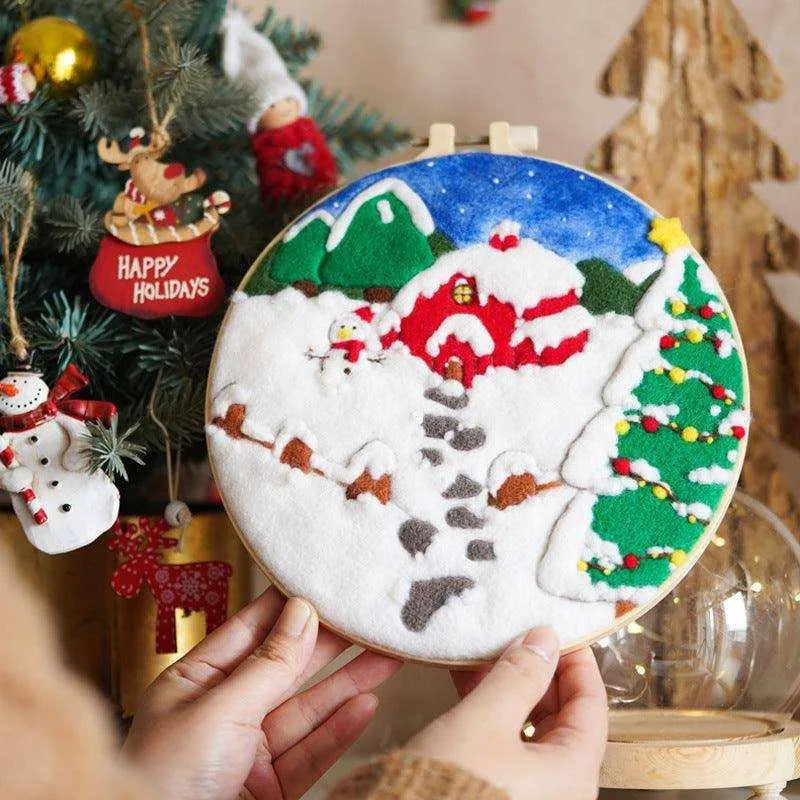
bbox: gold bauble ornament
[7,16,96,94]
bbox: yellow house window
[452,279,474,305]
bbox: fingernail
[277,597,312,637]
[521,627,559,663]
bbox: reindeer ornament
[109,516,233,654]
[89,126,230,319]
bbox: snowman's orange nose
[0,383,18,397]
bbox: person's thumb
[203,596,318,726]
[453,627,559,735]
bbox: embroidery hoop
[206,122,750,667]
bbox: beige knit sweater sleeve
[327,751,508,800]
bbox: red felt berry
[623,553,639,570]
[612,457,631,475]
[642,416,660,433]
[699,305,714,319]
[710,384,726,400]
[731,425,746,440]
[660,334,676,349]
[463,1,493,22]
[712,337,721,351]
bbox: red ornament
[109,517,233,654]
[612,457,631,475]
[730,425,746,440]
[641,416,660,433]
[462,1,494,23]
[622,553,639,570]
[251,117,339,207]
[699,304,714,319]
[710,384,726,400]
[659,334,676,349]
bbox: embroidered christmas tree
[586,0,798,529]
[540,217,747,603]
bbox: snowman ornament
[0,365,120,554]
[324,306,381,364]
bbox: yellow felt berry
[615,420,630,435]
[670,549,687,566]
[706,437,715,444]
[669,367,686,384]
[638,480,647,488]
[654,367,664,376]
[669,422,678,429]
[686,329,703,344]
[670,300,687,315]
[577,560,588,572]
[603,568,613,576]
[682,426,699,443]
[687,514,697,524]
[652,485,668,500]
[724,398,733,405]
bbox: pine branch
[306,83,411,173]
[0,160,31,227]
[29,293,126,390]
[132,379,206,452]
[44,195,104,256]
[73,81,149,138]
[82,417,147,480]
[258,7,321,74]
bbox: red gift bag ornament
[89,127,231,319]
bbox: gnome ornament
[0,364,120,554]
[221,8,338,207]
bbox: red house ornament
[89,127,231,319]
[380,221,593,387]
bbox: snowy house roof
[325,178,436,252]
[391,236,586,319]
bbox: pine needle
[82,417,146,481]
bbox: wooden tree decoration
[588,0,800,527]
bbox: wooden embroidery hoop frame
[206,122,750,669]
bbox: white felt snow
[326,178,435,251]
[207,289,641,658]
[624,258,662,285]
[510,304,594,349]
[486,450,552,494]
[425,314,494,358]
[687,465,732,484]
[283,208,335,242]
[390,238,586,320]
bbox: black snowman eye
[29,435,38,443]
[344,367,351,375]
[40,457,48,465]
[50,480,59,487]
[60,504,71,512]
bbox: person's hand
[123,588,400,800]
[407,628,608,800]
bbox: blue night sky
[308,152,662,272]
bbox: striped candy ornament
[0,433,47,524]
[0,63,36,105]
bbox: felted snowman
[0,365,120,554]
[326,306,380,363]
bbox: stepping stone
[420,448,444,466]
[466,539,496,561]
[448,427,486,451]
[442,474,482,499]
[398,519,437,556]
[424,386,469,411]
[422,414,460,440]
[401,576,475,632]
[446,506,484,529]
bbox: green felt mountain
[577,257,657,315]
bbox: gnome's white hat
[221,6,308,133]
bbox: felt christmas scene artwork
[89,127,231,319]
[206,153,748,663]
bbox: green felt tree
[580,219,746,595]
[0,0,409,485]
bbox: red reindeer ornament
[90,127,231,319]
[109,516,233,653]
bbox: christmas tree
[587,0,799,528]
[541,218,747,602]
[0,0,408,480]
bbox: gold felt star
[648,217,691,254]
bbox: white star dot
[606,202,614,209]
[459,207,466,214]
[426,161,435,167]
[525,193,532,200]
[333,202,340,208]
[492,177,500,184]
[579,174,586,180]
[441,188,447,194]
[527,170,534,177]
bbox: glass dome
[594,491,800,720]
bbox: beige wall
[243,0,800,231]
